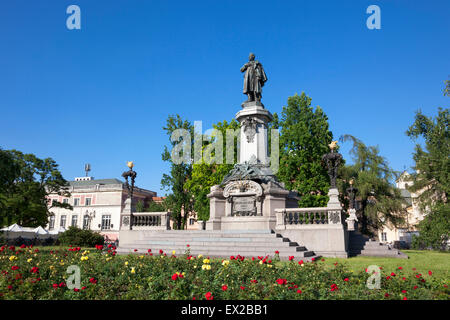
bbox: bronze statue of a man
[240,53,267,103]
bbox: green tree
[406,105,449,250]
[184,119,240,221]
[276,92,333,207]
[146,200,166,212]
[161,115,195,230]
[405,108,449,208]
[339,135,407,236]
[0,149,71,227]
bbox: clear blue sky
[1,0,449,195]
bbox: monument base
[206,179,298,231]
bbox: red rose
[289,256,294,261]
[275,250,279,254]
[11,266,19,271]
[298,260,304,265]
[384,293,389,298]
[89,278,97,284]
[171,273,178,281]
[250,280,258,283]
[297,289,302,294]
[222,285,228,291]
[276,278,287,285]
[8,285,13,290]
[159,249,163,254]
[401,290,407,293]
[134,249,138,252]
[428,270,432,276]
[344,278,349,282]
[240,286,245,290]
[31,267,39,273]
[402,297,407,300]
[81,286,87,290]
[74,288,80,292]
[413,286,418,290]
[391,272,396,276]
[205,292,213,300]
[52,283,58,289]
[398,266,403,270]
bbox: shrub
[58,226,104,247]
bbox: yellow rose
[198,254,203,258]
[125,261,129,266]
[222,260,230,266]
[130,267,136,274]
[27,258,33,263]
[203,258,210,264]
[172,250,176,255]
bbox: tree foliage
[184,120,240,221]
[405,108,449,208]
[161,115,195,229]
[406,93,449,250]
[275,92,333,207]
[338,135,406,236]
[0,148,71,228]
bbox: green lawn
[318,250,450,281]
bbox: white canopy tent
[1,224,60,239]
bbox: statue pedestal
[236,104,273,165]
[206,180,298,231]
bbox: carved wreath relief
[242,117,257,143]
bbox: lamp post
[345,179,358,231]
[122,161,137,230]
[346,179,358,210]
[322,141,343,189]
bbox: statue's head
[249,53,255,61]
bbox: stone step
[131,236,285,243]
[125,239,305,249]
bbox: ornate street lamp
[346,179,358,209]
[122,161,137,230]
[322,141,343,189]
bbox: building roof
[68,178,124,187]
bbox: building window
[60,215,66,228]
[73,198,80,206]
[101,215,111,230]
[51,199,58,206]
[63,199,69,204]
[381,232,387,242]
[49,216,55,230]
[85,198,92,206]
[189,218,195,225]
[83,215,90,230]
[71,215,78,227]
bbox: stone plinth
[236,104,273,164]
[206,179,298,231]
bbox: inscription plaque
[232,196,256,216]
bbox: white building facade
[377,171,425,245]
[47,177,156,241]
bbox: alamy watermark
[366,5,381,30]
[170,121,280,174]
[66,5,81,30]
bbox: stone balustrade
[275,207,343,229]
[120,212,171,230]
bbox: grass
[318,250,450,281]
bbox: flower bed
[0,245,448,300]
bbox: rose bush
[0,245,448,300]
